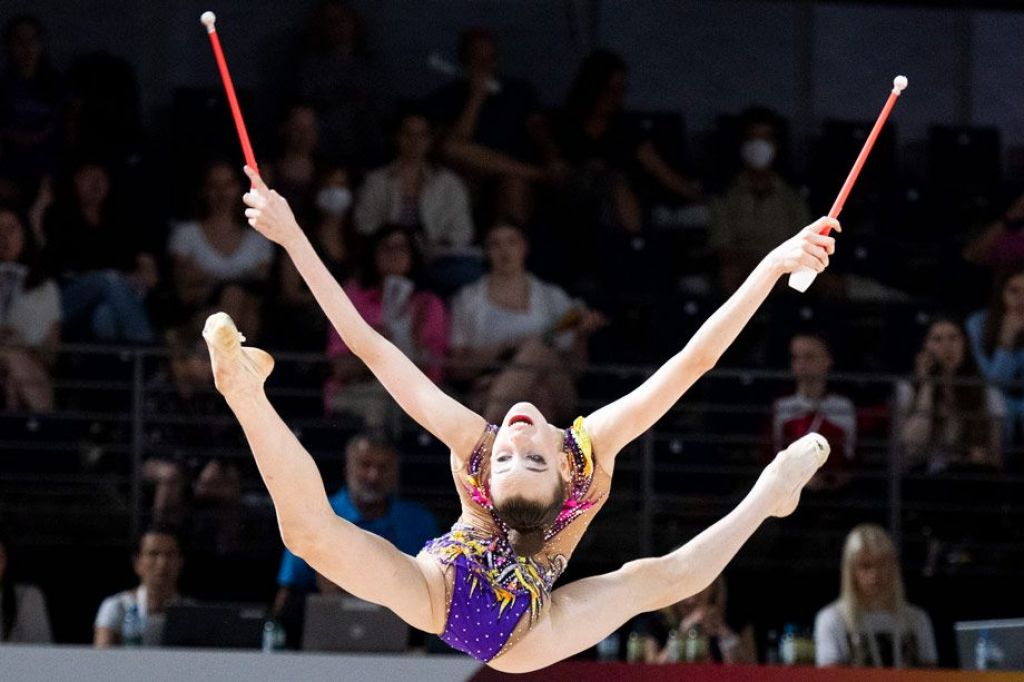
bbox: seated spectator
[168,160,273,339]
[0,206,59,412]
[427,29,561,224]
[325,225,448,430]
[0,14,63,186]
[963,191,1024,272]
[638,575,755,664]
[94,524,186,647]
[449,220,606,423]
[43,160,156,343]
[270,165,354,350]
[354,108,479,293]
[0,528,52,643]
[552,49,700,236]
[814,524,937,667]
[273,434,438,628]
[293,0,385,168]
[896,317,1004,473]
[772,332,856,491]
[267,104,322,224]
[966,267,1024,436]
[710,107,811,292]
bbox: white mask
[316,186,352,217]
[741,139,776,170]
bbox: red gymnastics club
[789,75,908,292]
[200,11,259,178]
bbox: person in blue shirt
[273,433,438,610]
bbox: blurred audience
[710,107,810,292]
[354,108,478,293]
[168,160,273,338]
[896,317,1004,473]
[43,160,156,343]
[267,104,322,224]
[638,575,755,664]
[772,332,856,491]
[963,191,1024,273]
[0,528,52,643]
[0,14,62,186]
[94,524,185,647]
[273,434,437,622]
[0,206,59,412]
[293,0,385,168]
[324,225,448,430]
[427,28,560,224]
[814,524,937,667]
[449,220,605,423]
[966,267,1024,437]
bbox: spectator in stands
[449,220,606,423]
[267,104,322,225]
[325,224,448,430]
[273,434,437,619]
[271,165,353,350]
[0,528,52,643]
[966,267,1024,437]
[772,331,856,491]
[710,107,810,292]
[0,14,62,186]
[0,206,59,412]
[963,191,1024,273]
[94,524,186,647]
[896,317,1004,473]
[814,524,937,667]
[638,575,755,663]
[427,28,562,224]
[354,108,479,292]
[43,160,156,343]
[552,49,701,235]
[293,0,385,168]
[169,160,273,339]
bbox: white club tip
[200,11,217,31]
[893,75,908,93]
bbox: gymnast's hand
[766,217,840,276]
[241,166,303,249]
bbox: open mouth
[509,415,533,427]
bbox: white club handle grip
[788,267,817,292]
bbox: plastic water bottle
[975,630,990,670]
[664,629,680,663]
[765,629,781,664]
[684,624,708,662]
[122,602,143,647]
[596,632,620,661]
[261,619,286,652]
[626,631,643,663]
[780,624,797,665]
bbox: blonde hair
[837,524,908,665]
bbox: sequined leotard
[420,417,612,662]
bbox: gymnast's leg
[203,312,445,634]
[491,433,830,673]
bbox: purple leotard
[423,418,600,662]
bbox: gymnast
[204,166,837,672]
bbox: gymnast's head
[489,402,570,557]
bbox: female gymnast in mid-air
[204,166,836,672]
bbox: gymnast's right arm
[241,166,486,454]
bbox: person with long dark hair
[0,528,52,643]
[198,168,837,671]
[898,317,1004,473]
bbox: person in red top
[772,332,857,491]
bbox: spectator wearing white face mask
[354,108,479,294]
[710,107,810,292]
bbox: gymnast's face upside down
[488,402,571,516]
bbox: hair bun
[507,528,545,557]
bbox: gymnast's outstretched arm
[585,218,840,464]
[241,167,486,455]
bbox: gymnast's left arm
[585,218,839,464]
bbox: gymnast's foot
[761,432,830,518]
[203,312,274,399]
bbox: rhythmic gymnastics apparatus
[203,166,835,672]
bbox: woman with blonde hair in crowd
[814,524,937,667]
